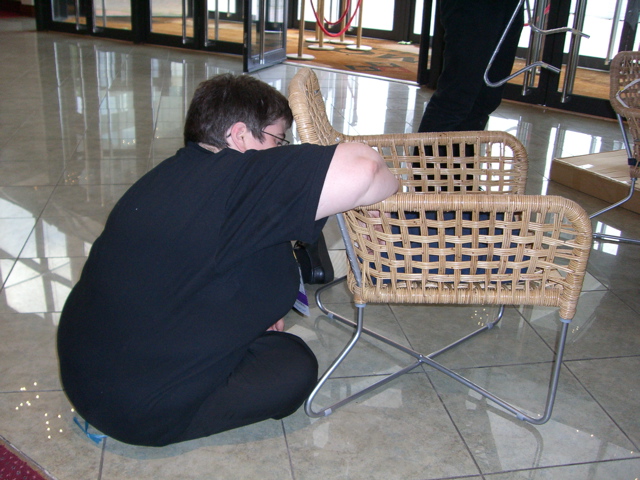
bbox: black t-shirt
[57,142,336,440]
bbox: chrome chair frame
[305,194,592,425]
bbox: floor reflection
[0,19,639,480]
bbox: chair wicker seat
[344,194,588,314]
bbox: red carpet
[0,437,53,480]
[0,9,22,18]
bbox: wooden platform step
[551,150,640,214]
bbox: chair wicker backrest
[609,50,640,178]
[345,194,592,321]
[288,68,529,195]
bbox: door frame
[244,0,289,72]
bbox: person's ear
[226,122,250,152]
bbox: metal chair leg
[308,281,564,424]
[305,300,424,417]
[418,319,570,425]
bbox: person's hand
[359,209,388,248]
[266,318,285,332]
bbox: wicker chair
[590,50,640,244]
[288,67,590,424]
[610,50,640,179]
[309,193,592,424]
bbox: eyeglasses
[262,130,290,147]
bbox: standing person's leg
[457,0,524,132]
[418,0,517,133]
[173,331,318,443]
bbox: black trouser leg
[173,332,318,443]
[418,0,524,133]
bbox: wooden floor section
[551,150,640,214]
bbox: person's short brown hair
[183,74,294,149]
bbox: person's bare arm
[315,143,398,220]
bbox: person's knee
[293,345,319,396]
[273,332,318,393]
[260,333,318,414]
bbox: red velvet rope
[323,0,350,26]
[308,0,363,37]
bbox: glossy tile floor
[1,17,640,480]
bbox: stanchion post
[346,0,371,51]
[287,0,315,60]
[308,0,335,51]
[318,0,325,47]
[330,0,354,45]
[305,1,320,42]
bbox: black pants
[419,0,524,133]
[165,332,318,445]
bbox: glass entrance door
[501,0,638,118]
[49,0,135,39]
[39,0,290,72]
[295,0,423,43]
[205,0,244,44]
[150,0,194,43]
[144,0,244,52]
[244,0,288,72]
[93,0,132,31]
[50,0,90,31]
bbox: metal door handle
[485,0,589,90]
[561,0,588,102]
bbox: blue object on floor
[73,417,107,445]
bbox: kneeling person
[56,73,398,446]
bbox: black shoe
[294,233,334,284]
